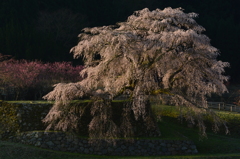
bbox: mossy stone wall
[0,101,52,139]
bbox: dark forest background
[0,0,240,82]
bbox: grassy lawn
[2,102,240,158]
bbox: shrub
[0,55,84,100]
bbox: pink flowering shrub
[0,54,84,100]
[33,62,84,99]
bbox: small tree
[43,8,229,139]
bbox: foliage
[0,55,84,100]
[0,101,20,138]
[43,7,229,140]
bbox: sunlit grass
[6,100,55,104]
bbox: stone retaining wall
[0,101,52,136]
[0,101,198,156]
[8,131,198,156]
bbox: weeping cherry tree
[43,7,229,140]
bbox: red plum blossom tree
[0,56,83,100]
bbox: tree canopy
[43,7,229,139]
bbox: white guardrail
[207,102,240,113]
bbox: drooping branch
[43,7,230,139]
